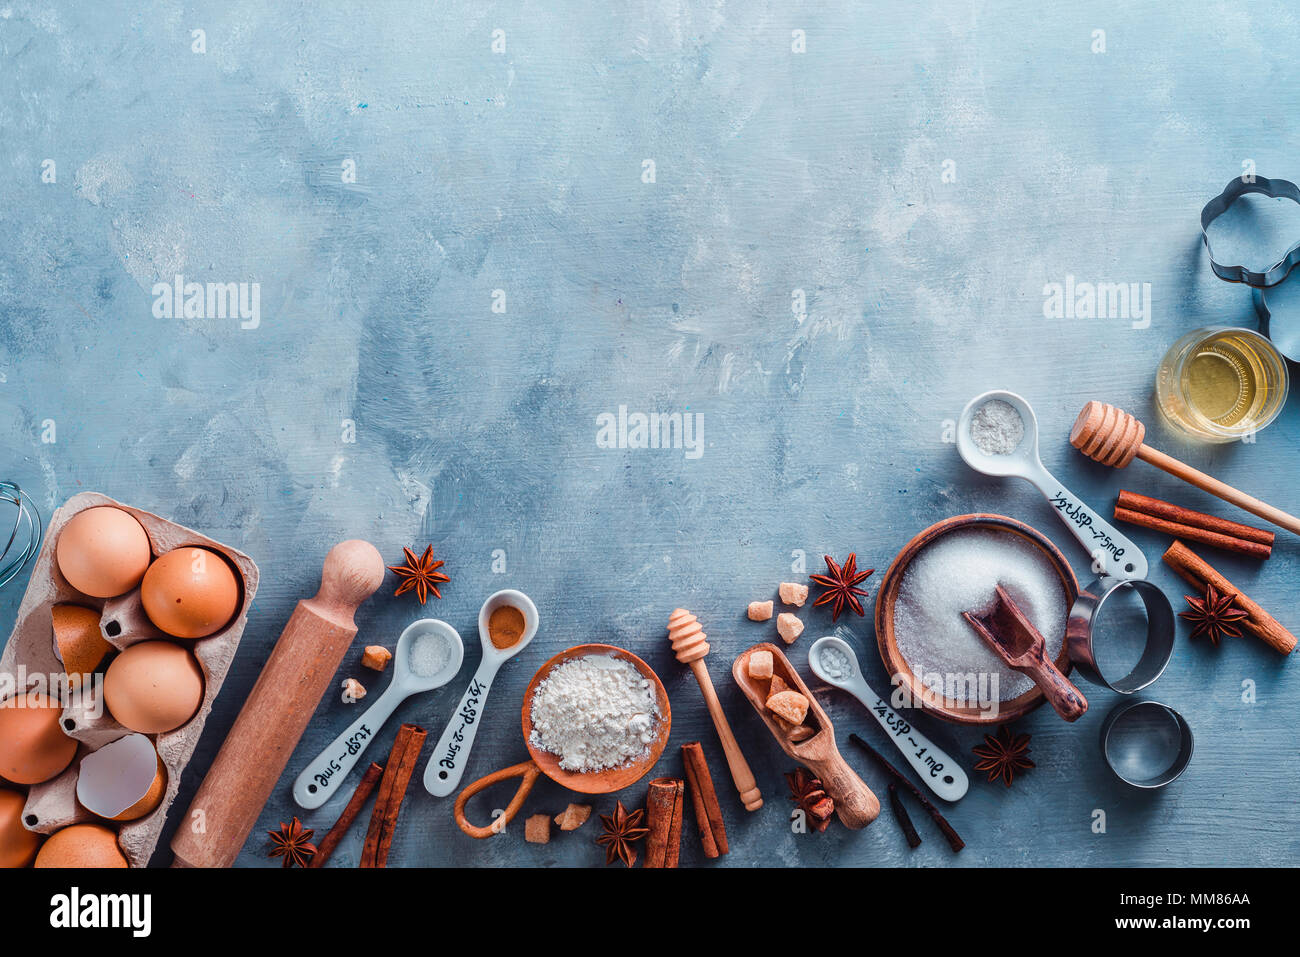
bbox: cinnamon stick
[1116,490,1273,559]
[1162,541,1296,655]
[681,742,728,857]
[643,778,684,868]
[308,761,383,868]
[361,723,427,867]
[848,733,964,852]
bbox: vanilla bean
[849,733,964,852]
[888,783,921,849]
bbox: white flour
[529,654,659,772]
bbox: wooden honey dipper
[1070,401,1300,537]
[666,609,763,811]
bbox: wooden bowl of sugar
[875,514,1080,725]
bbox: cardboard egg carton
[0,492,258,867]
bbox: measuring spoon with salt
[424,589,539,797]
[807,633,968,802]
[292,618,464,810]
[956,389,1147,582]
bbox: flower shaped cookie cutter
[1200,175,1300,287]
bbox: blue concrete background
[2,1,1298,867]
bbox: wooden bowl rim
[874,513,1079,725]
[520,642,671,794]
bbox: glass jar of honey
[1155,326,1289,442]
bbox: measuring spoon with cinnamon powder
[424,589,539,797]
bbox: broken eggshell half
[51,604,113,687]
[75,734,166,822]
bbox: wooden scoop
[1070,401,1300,537]
[963,585,1087,722]
[732,643,879,829]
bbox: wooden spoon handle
[1138,444,1300,537]
[805,751,879,830]
[453,760,542,839]
[690,659,763,810]
[1019,655,1088,722]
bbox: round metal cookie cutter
[1067,577,1175,693]
[1100,699,1194,789]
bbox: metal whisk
[0,482,41,590]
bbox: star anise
[1179,583,1248,647]
[595,801,649,867]
[972,725,1034,787]
[267,817,316,868]
[786,768,835,832]
[387,545,450,604]
[810,553,873,621]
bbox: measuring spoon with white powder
[957,389,1147,581]
[424,589,539,797]
[808,633,968,802]
[293,618,464,810]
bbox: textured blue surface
[2,1,1298,867]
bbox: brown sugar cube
[361,645,393,671]
[553,803,592,831]
[768,674,789,698]
[779,582,809,607]
[340,677,366,703]
[767,690,810,726]
[747,600,774,622]
[747,649,774,680]
[787,724,816,743]
[777,613,804,644]
[525,813,552,844]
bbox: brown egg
[103,641,204,734]
[0,789,42,868]
[55,507,152,599]
[0,692,79,785]
[34,823,127,868]
[140,547,239,639]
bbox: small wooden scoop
[732,643,879,829]
[963,586,1087,722]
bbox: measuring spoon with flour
[293,619,464,810]
[957,389,1147,581]
[808,633,968,802]
[424,589,539,797]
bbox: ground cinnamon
[309,762,383,868]
[361,723,427,867]
[681,741,728,857]
[488,605,526,649]
[1162,541,1296,655]
[1116,490,1273,559]
[643,778,684,868]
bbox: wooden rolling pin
[1070,401,1300,537]
[170,540,386,868]
[666,609,763,811]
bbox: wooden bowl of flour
[875,514,1080,725]
[453,644,670,838]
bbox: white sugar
[892,527,1067,702]
[409,632,451,677]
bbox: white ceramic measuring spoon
[293,618,464,810]
[808,635,968,802]
[957,389,1148,581]
[423,589,539,797]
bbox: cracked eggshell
[51,604,113,685]
[0,789,42,868]
[76,734,165,822]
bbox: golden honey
[1156,327,1289,442]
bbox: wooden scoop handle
[453,760,542,838]
[804,750,880,829]
[1015,651,1088,722]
